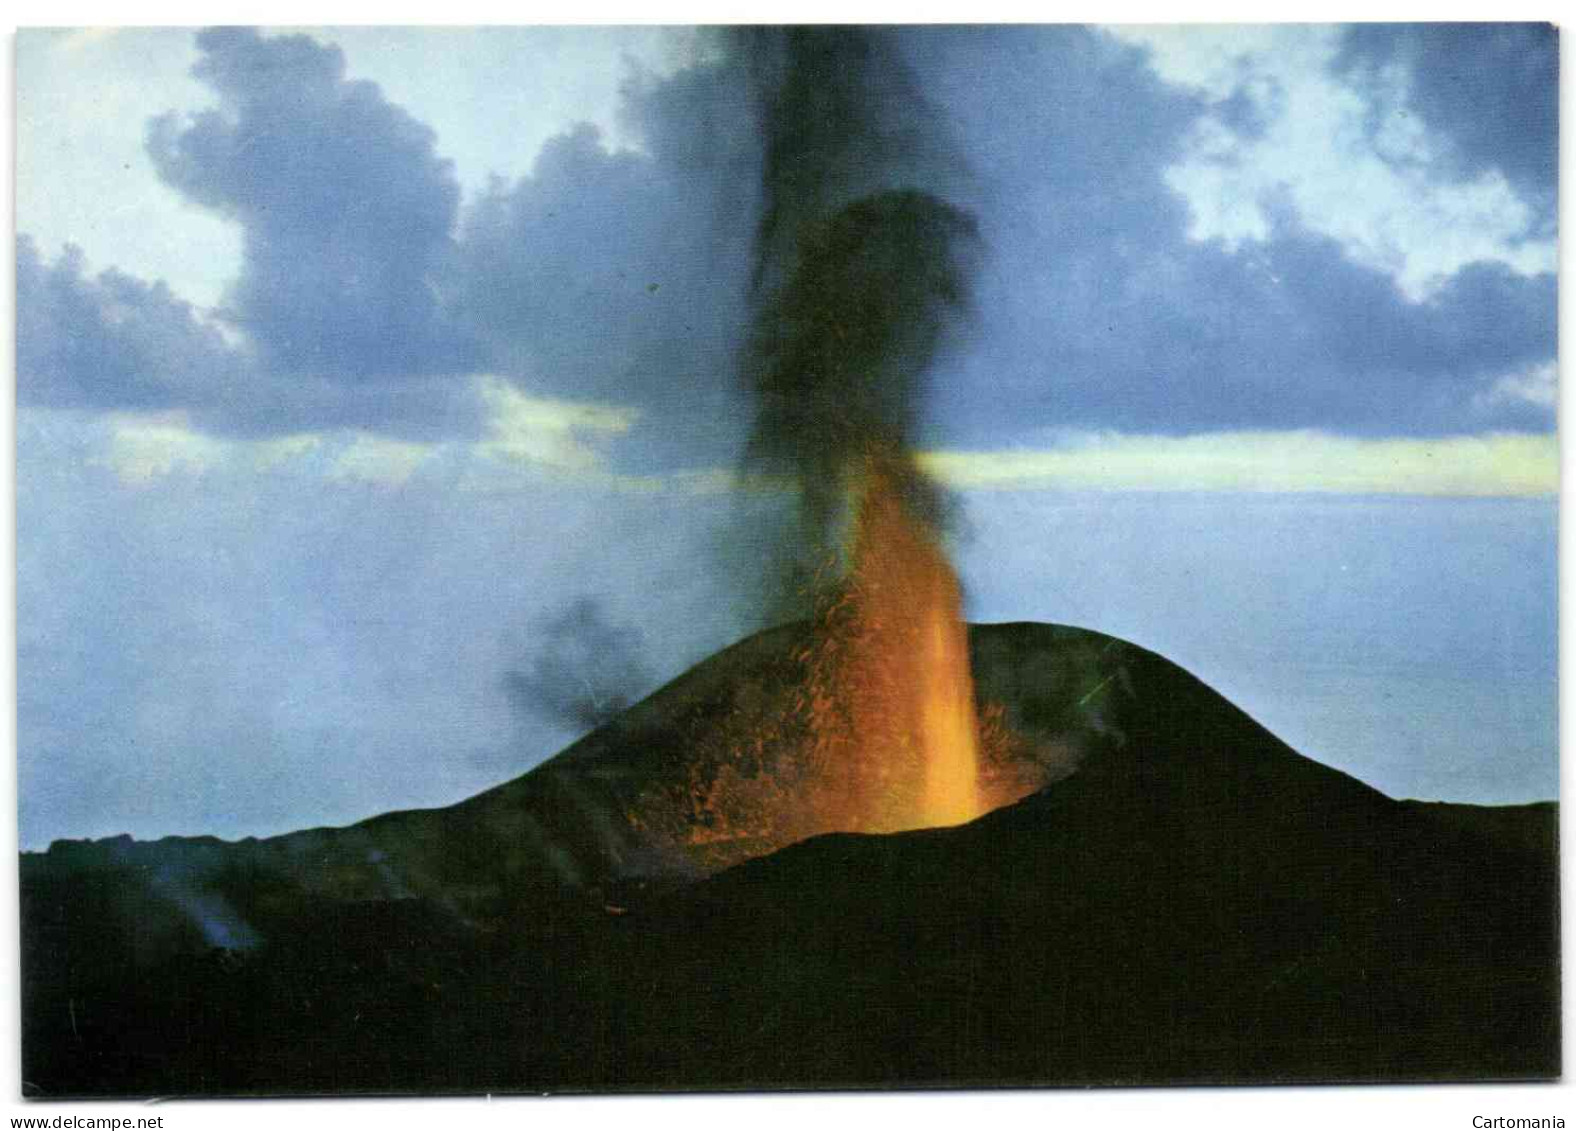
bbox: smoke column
[617,33,1034,850]
[732,28,981,613]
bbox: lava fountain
[807,448,986,831]
[627,443,1040,870]
[627,31,1048,870]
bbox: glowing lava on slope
[629,448,1045,872]
[805,449,987,832]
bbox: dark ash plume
[732,28,982,609]
[505,598,654,731]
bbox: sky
[14,24,1559,850]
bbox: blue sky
[15,25,1558,847]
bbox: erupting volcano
[619,109,1036,857]
[17,24,1559,1100]
[22,618,1560,1094]
[745,447,1033,836]
[678,27,1013,848]
[630,446,1041,870]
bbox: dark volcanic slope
[20,623,1559,1095]
[622,642,1559,1088]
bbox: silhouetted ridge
[21,621,1559,1094]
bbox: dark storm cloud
[16,235,485,441]
[451,58,761,466]
[23,26,494,438]
[146,27,479,380]
[16,234,250,411]
[22,27,760,450]
[903,26,1556,442]
[17,24,1557,448]
[1336,24,1557,225]
[945,216,1556,439]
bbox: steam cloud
[505,598,655,731]
[733,28,981,612]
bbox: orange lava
[627,449,1044,872]
[805,452,986,832]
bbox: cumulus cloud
[17,25,1560,452]
[1105,25,1555,302]
[146,27,478,380]
[18,233,487,439]
[1477,362,1558,413]
[451,61,761,466]
[17,235,251,411]
[907,26,1554,442]
[1337,24,1556,222]
[90,29,757,457]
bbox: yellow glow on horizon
[90,407,1556,501]
[918,431,1557,498]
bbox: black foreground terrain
[20,623,1559,1095]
